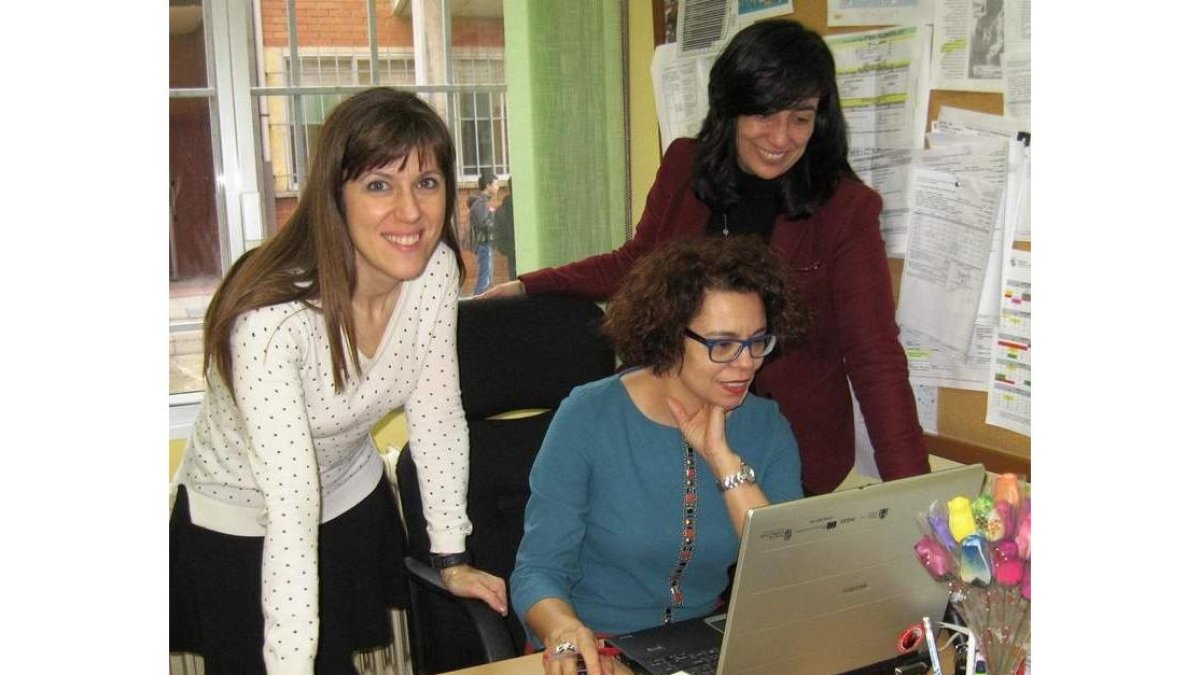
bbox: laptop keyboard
[643,645,721,675]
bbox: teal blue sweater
[510,372,803,645]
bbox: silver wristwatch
[716,463,757,493]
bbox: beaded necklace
[663,437,699,623]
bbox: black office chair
[397,294,615,675]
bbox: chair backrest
[398,294,615,672]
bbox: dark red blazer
[520,139,929,493]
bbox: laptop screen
[718,464,985,674]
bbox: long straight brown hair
[203,88,465,396]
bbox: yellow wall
[169,438,187,480]
[371,409,411,455]
[627,1,661,227]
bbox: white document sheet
[1012,155,1030,242]
[651,43,717,154]
[828,0,933,27]
[849,147,919,256]
[1003,0,1031,125]
[933,106,1026,140]
[921,137,1020,311]
[650,0,738,153]
[899,139,1011,389]
[902,324,993,391]
[986,248,1031,436]
[930,107,1030,242]
[826,25,932,150]
[850,135,1020,262]
[921,132,1027,251]
[903,126,1029,391]
[931,0,1005,93]
[1004,47,1030,127]
[852,383,939,479]
[677,0,738,54]
[897,170,1001,353]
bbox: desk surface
[442,653,635,675]
[440,653,538,675]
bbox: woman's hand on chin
[666,397,740,476]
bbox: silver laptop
[610,464,986,675]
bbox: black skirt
[169,475,409,675]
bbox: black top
[704,170,781,240]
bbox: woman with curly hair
[510,237,807,675]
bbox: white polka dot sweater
[174,244,471,674]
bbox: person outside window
[493,177,516,277]
[469,171,500,294]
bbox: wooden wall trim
[652,0,665,46]
[926,434,1031,480]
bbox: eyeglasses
[684,329,777,363]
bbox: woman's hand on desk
[441,564,509,616]
[533,604,616,675]
[542,628,615,675]
[528,598,617,674]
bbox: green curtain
[504,0,628,273]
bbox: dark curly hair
[602,237,809,374]
[692,19,854,220]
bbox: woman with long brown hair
[170,87,506,675]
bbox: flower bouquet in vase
[914,473,1030,675]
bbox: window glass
[449,2,510,293]
[169,2,208,89]
[170,0,511,398]
[169,4,221,396]
[168,97,221,394]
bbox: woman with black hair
[482,19,929,496]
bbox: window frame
[170,0,260,424]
